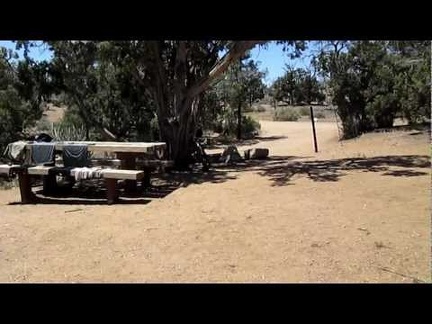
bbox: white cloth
[71,167,104,181]
[3,141,27,162]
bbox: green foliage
[314,111,325,119]
[0,46,44,154]
[34,119,53,133]
[299,106,310,116]
[254,105,266,112]
[52,122,87,141]
[212,59,266,139]
[270,67,325,105]
[313,40,430,138]
[44,41,157,141]
[242,115,261,136]
[197,88,223,133]
[298,107,326,118]
[273,107,300,121]
[0,177,18,190]
[391,41,431,124]
[6,41,305,167]
[213,107,261,137]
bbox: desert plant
[242,115,261,136]
[273,107,300,121]
[254,105,266,112]
[52,122,87,141]
[33,119,53,133]
[315,111,326,119]
[299,106,310,116]
[0,178,18,190]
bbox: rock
[220,145,243,164]
[250,148,269,159]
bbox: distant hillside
[28,103,67,135]
[42,103,66,123]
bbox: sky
[249,42,314,85]
[0,40,314,85]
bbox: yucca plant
[52,122,87,141]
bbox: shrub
[254,105,266,113]
[273,108,300,121]
[242,115,261,136]
[34,119,53,133]
[0,177,18,190]
[314,112,325,119]
[213,111,261,138]
[52,122,87,141]
[299,106,310,116]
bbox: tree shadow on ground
[6,168,239,206]
[206,135,288,149]
[8,195,152,206]
[8,180,155,205]
[6,154,430,204]
[156,168,237,187]
[155,154,430,189]
[211,154,430,187]
[372,122,431,134]
[382,170,429,177]
[249,154,431,186]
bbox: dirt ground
[0,118,430,283]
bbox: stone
[250,148,269,159]
[220,145,243,164]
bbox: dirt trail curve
[0,120,430,282]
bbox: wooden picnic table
[26,141,167,155]
[26,140,167,169]
[22,141,169,198]
[53,141,167,191]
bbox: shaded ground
[0,119,430,283]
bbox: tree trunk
[237,102,242,140]
[158,100,197,170]
[154,41,261,169]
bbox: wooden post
[43,173,57,196]
[117,152,137,193]
[18,172,35,204]
[310,106,318,153]
[106,178,118,205]
[142,167,152,190]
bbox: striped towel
[71,167,104,181]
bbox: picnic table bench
[1,141,174,204]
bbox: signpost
[310,106,318,153]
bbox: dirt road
[0,120,430,282]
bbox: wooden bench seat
[0,164,23,176]
[27,165,55,175]
[11,163,164,205]
[101,169,145,204]
[102,169,144,180]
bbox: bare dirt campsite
[0,112,430,283]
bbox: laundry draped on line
[3,141,28,163]
[62,144,89,168]
[30,143,56,165]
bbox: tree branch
[187,41,262,99]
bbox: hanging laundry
[31,143,55,165]
[63,145,89,168]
